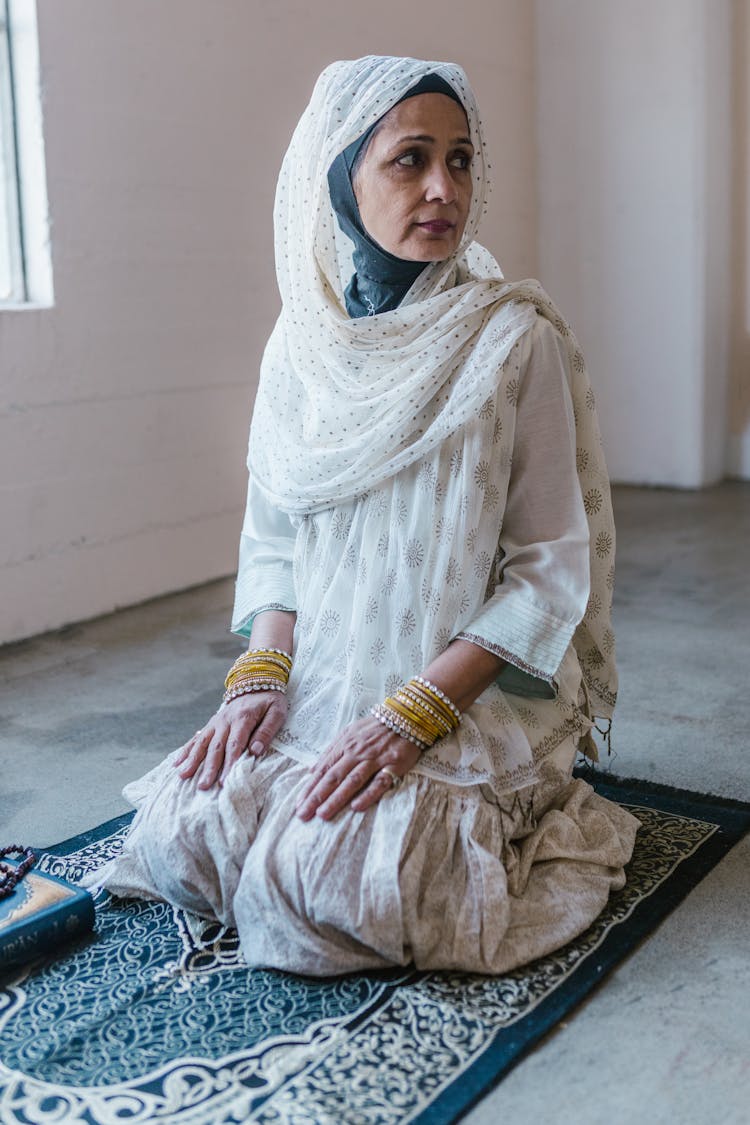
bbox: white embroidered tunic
[232,319,591,795]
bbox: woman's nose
[423,161,457,204]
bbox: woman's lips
[416,220,454,233]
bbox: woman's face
[352,93,473,262]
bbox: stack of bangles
[223,648,293,703]
[371,675,461,751]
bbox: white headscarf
[248,56,536,513]
[247,55,618,724]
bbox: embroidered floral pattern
[367,491,386,517]
[489,697,514,725]
[473,461,491,489]
[583,488,603,515]
[516,705,540,729]
[482,484,500,512]
[445,557,462,588]
[595,531,613,557]
[381,570,398,596]
[435,626,454,652]
[421,577,441,615]
[320,609,341,637]
[396,608,416,637]
[417,462,438,492]
[473,551,492,579]
[585,593,602,620]
[403,539,424,568]
[385,673,403,696]
[332,511,353,540]
[489,323,513,346]
[435,517,454,544]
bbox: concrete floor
[2,482,749,1123]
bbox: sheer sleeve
[456,317,590,697]
[230,475,298,639]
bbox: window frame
[0,0,26,302]
[0,0,53,309]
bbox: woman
[92,56,638,975]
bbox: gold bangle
[370,704,431,750]
[385,697,446,740]
[223,648,292,702]
[225,649,292,691]
[411,677,461,723]
[389,685,457,736]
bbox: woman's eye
[394,149,472,170]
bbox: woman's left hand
[295,716,421,821]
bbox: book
[0,857,96,971]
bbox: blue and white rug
[1,778,748,1124]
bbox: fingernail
[251,741,264,755]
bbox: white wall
[535,0,733,487]
[0,0,537,644]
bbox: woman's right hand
[173,692,288,790]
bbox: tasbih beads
[223,648,293,703]
[371,676,461,751]
[0,846,36,899]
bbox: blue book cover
[0,858,95,970]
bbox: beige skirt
[87,739,639,976]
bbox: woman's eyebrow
[391,134,474,147]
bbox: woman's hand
[295,716,421,821]
[173,692,288,790]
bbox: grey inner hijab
[326,74,466,319]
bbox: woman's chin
[399,241,458,264]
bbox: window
[0,0,53,307]
[0,1,23,299]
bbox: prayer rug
[1,776,748,1125]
